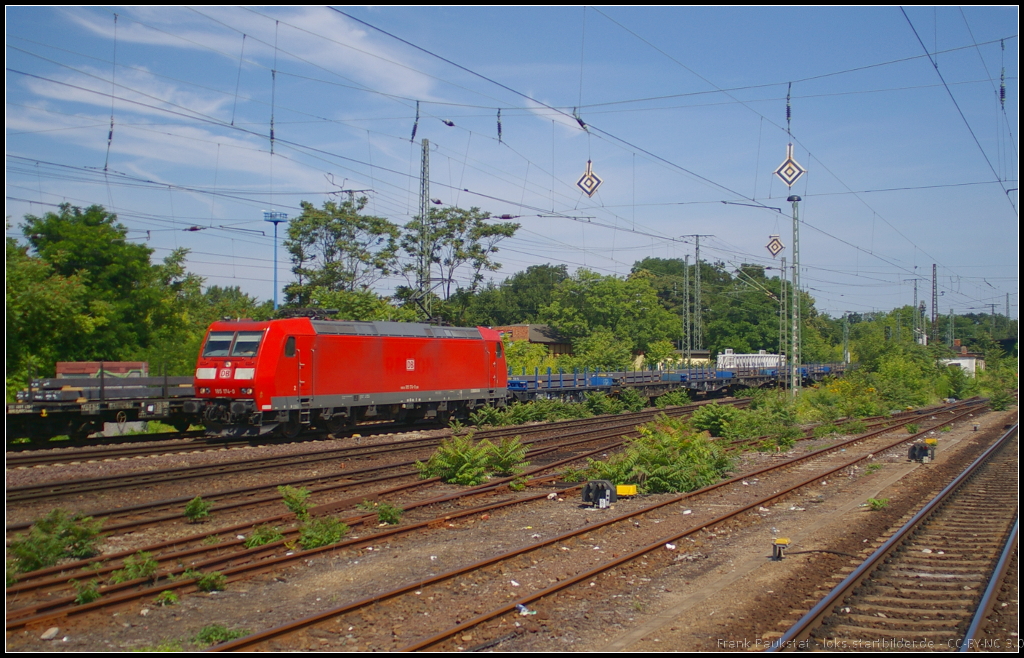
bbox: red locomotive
[188,317,507,437]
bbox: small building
[940,340,985,377]
[491,324,572,355]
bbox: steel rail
[767,422,1018,652]
[6,401,978,635]
[959,517,1019,652]
[208,404,980,651]
[5,403,715,503]
[5,431,633,626]
[398,406,990,652]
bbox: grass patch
[193,625,248,647]
[867,498,890,511]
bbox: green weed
[8,509,104,573]
[70,578,102,605]
[415,432,490,485]
[184,496,213,523]
[484,435,530,476]
[193,625,248,646]
[109,551,159,584]
[278,486,311,521]
[298,518,348,550]
[243,525,285,548]
[195,571,227,592]
[356,501,404,525]
[867,498,890,511]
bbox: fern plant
[416,433,491,485]
[484,435,530,476]
[655,389,691,408]
[690,403,739,437]
[586,416,732,494]
[618,388,649,412]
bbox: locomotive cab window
[495,342,503,358]
[202,331,235,357]
[284,336,296,358]
[230,331,263,357]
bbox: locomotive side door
[280,335,300,409]
[295,336,314,401]
[490,341,500,389]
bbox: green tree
[306,287,419,322]
[540,269,681,354]
[6,236,95,399]
[284,197,400,305]
[562,327,634,372]
[643,339,680,369]
[20,204,168,362]
[402,206,519,302]
[466,264,569,326]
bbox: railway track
[7,404,724,625]
[6,401,742,506]
[195,404,983,651]
[3,400,986,646]
[770,423,1018,652]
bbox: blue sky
[6,6,1018,320]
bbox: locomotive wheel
[170,418,192,432]
[278,414,303,439]
[324,415,351,435]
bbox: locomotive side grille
[310,321,482,340]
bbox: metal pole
[788,195,801,398]
[264,211,288,310]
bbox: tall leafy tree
[6,236,95,398]
[20,204,169,362]
[284,197,400,305]
[540,269,681,354]
[464,263,570,326]
[402,206,519,302]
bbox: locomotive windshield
[202,332,235,357]
[202,330,264,358]
[231,331,263,357]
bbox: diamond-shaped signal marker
[576,160,603,197]
[774,144,806,188]
[766,235,785,258]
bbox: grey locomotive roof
[310,321,482,340]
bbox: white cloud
[63,7,438,101]
[21,65,232,122]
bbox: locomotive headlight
[241,388,254,395]
[234,368,255,380]
[199,387,210,394]
[195,367,216,379]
